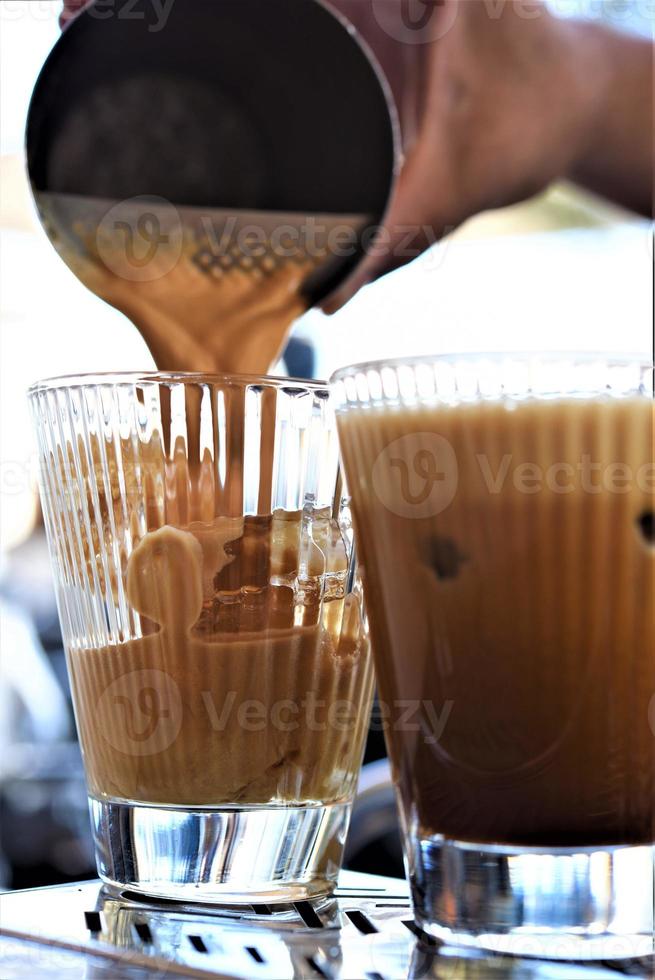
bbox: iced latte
[333,355,654,955]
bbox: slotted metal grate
[0,872,649,979]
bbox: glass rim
[330,351,654,383]
[28,370,330,397]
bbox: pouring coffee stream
[37,190,370,377]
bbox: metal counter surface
[0,871,650,979]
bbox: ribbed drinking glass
[332,353,654,959]
[30,371,373,903]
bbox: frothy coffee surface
[338,397,655,847]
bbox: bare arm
[564,21,653,216]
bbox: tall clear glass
[332,354,654,959]
[29,372,373,903]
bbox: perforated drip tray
[0,872,649,979]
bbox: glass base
[410,834,654,960]
[90,797,350,904]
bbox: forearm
[566,23,653,217]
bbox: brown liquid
[338,398,655,847]
[69,518,371,806]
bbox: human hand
[60,1,652,311]
[323,0,616,309]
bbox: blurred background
[0,0,652,890]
